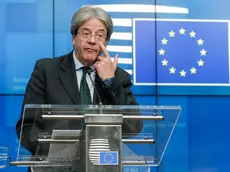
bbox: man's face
[72,18,108,66]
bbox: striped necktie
[80,67,92,105]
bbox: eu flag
[99,151,118,165]
[134,19,229,85]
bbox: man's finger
[99,42,110,58]
[97,56,105,61]
[113,54,119,68]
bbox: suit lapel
[58,52,79,104]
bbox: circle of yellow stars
[158,27,207,77]
[104,153,114,163]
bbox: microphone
[87,68,103,106]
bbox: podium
[2,104,181,171]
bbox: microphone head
[87,68,94,75]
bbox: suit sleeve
[16,59,46,154]
[107,71,143,136]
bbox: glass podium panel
[122,106,181,167]
[13,104,181,172]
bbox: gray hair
[70,6,113,41]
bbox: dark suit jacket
[16,51,143,158]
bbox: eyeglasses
[77,31,107,41]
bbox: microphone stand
[87,69,103,114]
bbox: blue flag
[134,19,229,85]
[99,151,118,165]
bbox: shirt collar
[72,50,95,72]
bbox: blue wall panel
[188,96,230,171]
[0,0,53,94]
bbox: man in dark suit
[16,5,143,171]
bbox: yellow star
[180,70,186,77]
[169,67,176,74]
[189,31,196,38]
[161,38,168,45]
[161,59,168,66]
[158,48,165,55]
[179,28,186,35]
[197,59,204,66]
[200,49,207,56]
[197,39,204,45]
[190,67,197,74]
[169,30,175,37]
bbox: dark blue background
[0,0,229,171]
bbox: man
[16,5,143,171]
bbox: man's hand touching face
[93,42,118,81]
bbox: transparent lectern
[9,104,181,172]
